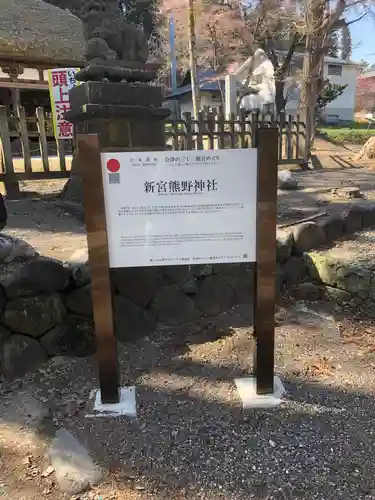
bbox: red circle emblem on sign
[107,159,120,173]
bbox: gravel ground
[2,301,375,500]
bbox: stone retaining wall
[279,201,375,304]
[1,200,375,379]
[0,256,257,379]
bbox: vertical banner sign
[48,68,80,140]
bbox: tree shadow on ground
[2,298,375,499]
[3,196,86,235]
[74,365,375,499]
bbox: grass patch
[320,121,370,130]
[318,127,375,145]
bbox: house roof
[231,54,357,72]
[290,52,357,66]
[167,68,259,99]
[361,70,375,79]
[226,50,357,85]
[323,55,357,66]
[0,0,85,64]
[167,70,223,99]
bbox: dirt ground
[3,193,86,262]
[3,157,375,261]
[1,141,375,499]
[2,300,375,500]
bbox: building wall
[286,62,357,120]
[170,58,357,121]
[178,94,194,117]
[167,92,223,118]
[357,93,375,113]
[323,62,357,120]
[236,53,357,121]
[356,74,375,113]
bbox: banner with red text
[48,68,80,140]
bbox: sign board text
[101,149,257,268]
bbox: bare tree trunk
[299,44,325,158]
[299,0,347,162]
[188,0,201,118]
[275,80,287,114]
[299,49,319,161]
[299,0,325,162]
[264,31,300,116]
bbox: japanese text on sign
[144,179,218,194]
[101,149,258,268]
[48,68,80,140]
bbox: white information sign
[101,149,257,268]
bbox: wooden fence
[165,109,306,165]
[0,105,306,193]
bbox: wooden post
[171,118,179,150]
[229,112,236,149]
[299,119,308,168]
[225,75,237,118]
[206,110,215,150]
[217,111,225,150]
[36,107,50,172]
[253,127,278,394]
[278,111,285,162]
[77,134,120,404]
[196,111,204,150]
[16,106,32,174]
[239,108,246,148]
[295,114,300,160]
[0,107,12,175]
[11,89,21,113]
[184,112,194,150]
[250,110,258,148]
[0,106,19,197]
[286,114,293,161]
[57,140,67,172]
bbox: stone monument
[64,0,170,403]
[63,0,169,202]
